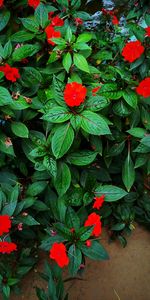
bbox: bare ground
[2,224,150,300]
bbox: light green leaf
[11,122,29,138]
[73,53,90,73]
[0,87,13,106]
[62,52,72,73]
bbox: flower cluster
[121,41,144,63]
[136,77,150,98]
[101,8,119,25]
[0,0,3,8]
[0,215,11,236]
[0,215,17,254]
[0,64,20,82]
[49,242,69,268]
[28,0,40,9]
[45,13,64,45]
[0,242,17,254]
[64,82,87,107]
[84,212,102,237]
[145,26,150,37]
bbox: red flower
[136,77,150,98]
[28,0,40,9]
[75,18,83,26]
[45,25,61,45]
[0,0,4,8]
[92,86,101,96]
[101,8,114,16]
[64,82,87,107]
[48,11,54,19]
[145,27,150,37]
[84,212,102,237]
[0,215,11,236]
[121,41,144,63]
[51,16,64,27]
[0,242,17,254]
[101,8,109,15]
[49,242,69,268]
[93,195,105,210]
[0,64,20,82]
[85,240,92,247]
[112,15,119,25]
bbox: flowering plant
[0,0,150,299]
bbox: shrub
[0,0,150,299]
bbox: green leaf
[67,150,97,166]
[43,155,57,178]
[76,32,93,43]
[2,285,10,299]
[11,122,29,138]
[52,123,74,159]
[73,53,90,73]
[140,135,150,147]
[95,185,127,201]
[100,83,122,99]
[0,10,10,32]
[111,223,125,231]
[123,89,137,108]
[54,162,71,196]
[145,14,150,26]
[80,241,109,261]
[42,107,71,123]
[122,153,135,192]
[85,95,109,112]
[12,44,41,61]
[2,185,19,216]
[81,111,111,135]
[127,127,146,138]
[20,17,39,32]
[65,26,72,42]
[10,31,35,42]
[62,52,72,73]
[35,3,48,28]
[68,245,82,276]
[65,207,80,229]
[78,226,93,242]
[3,40,12,59]
[93,50,112,60]
[26,181,47,196]
[0,87,13,106]
[19,215,40,226]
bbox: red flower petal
[49,242,69,268]
[93,195,105,210]
[0,215,11,236]
[28,0,40,9]
[0,242,17,254]
[64,82,87,107]
[136,77,150,98]
[84,212,102,237]
[122,41,144,63]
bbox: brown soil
[1,224,150,300]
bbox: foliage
[0,0,150,298]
